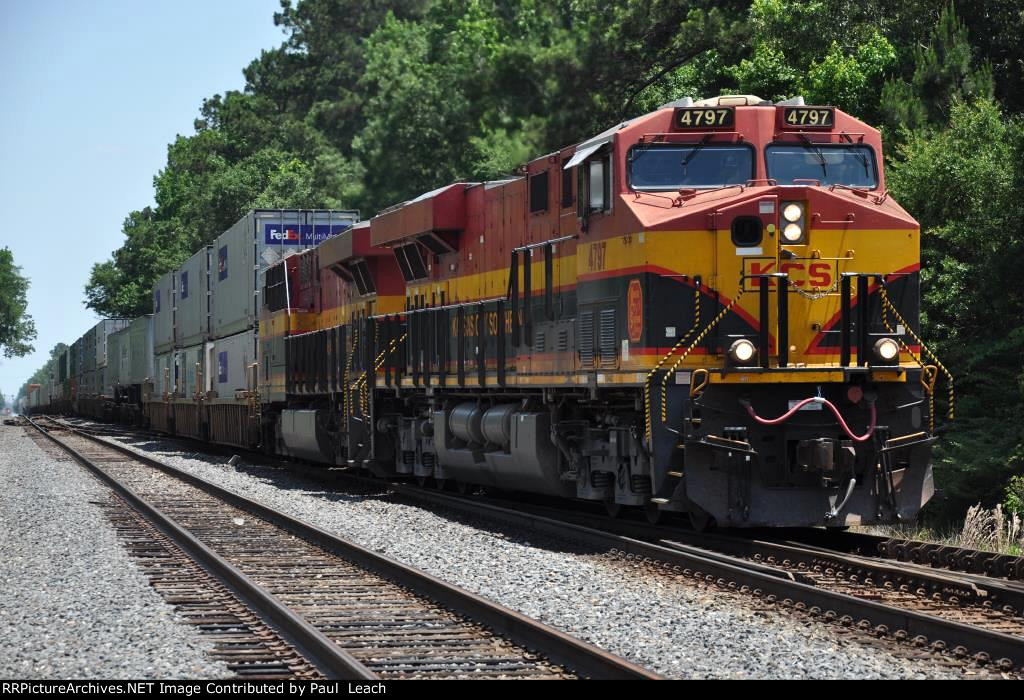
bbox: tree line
[20,0,1024,520]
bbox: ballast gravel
[0,422,230,679]
[87,422,966,680]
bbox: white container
[153,271,175,353]
[211,329,258,397]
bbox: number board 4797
[781,107,835,129]
[675,107,734,129]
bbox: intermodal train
[27,94,953,529]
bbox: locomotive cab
[563,94,939,527]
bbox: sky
[0,0,287,403]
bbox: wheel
[644,501,665,525]
[456,480,471,495]
[433,478,448,491]
[416,476,429,488]
[604,500,623,519]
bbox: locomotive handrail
[877,284,955,430]
[643,281,702,443]
[811,211,856,225]
[512,234,577,252]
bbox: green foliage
[1007,475,1024,516]
[805,34,896,118]
[0,247,36,358]
[881,3,993,132]
[728,0,897,120]
[887,99,1024,521]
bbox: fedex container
[176,247,210,347]
[210,210,358,339]
[153,271,175,354]
[210,329,257,397]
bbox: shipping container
[69,338,80,386]
[106,328,126,393]
[176,247,210,347]
[153,271,175,354]
[82,326,97,373]
[94,319,131,369]
[153,352,174,396]
[210,209,358,339]
[80,369,96,397]
[175,343,205,398]
[126,315,154,386]
[210,329,257,398]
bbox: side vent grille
[599,308,617,367]
[578,312,594,367]
[556,329,569,352]
[533,329,546,354]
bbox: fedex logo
[743,259,835,290]
[267,227,302,242]
[263,223,353,246]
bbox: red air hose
[744,396,877,443]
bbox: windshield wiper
[680,134,713,173]
[797,133,828,180]
[839,132,871,179]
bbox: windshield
[765,144,878,188]
[627,144,754,190]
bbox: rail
[26,416,659,681]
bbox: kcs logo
[742,259,835,289]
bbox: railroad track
[24,416,657,680]
[55,416,1024,675]
[374,480,1024,672]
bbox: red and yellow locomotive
[258,94,949,529]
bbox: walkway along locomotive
[32,94,954,529]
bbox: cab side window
[578,152,612,216]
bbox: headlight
[782,203,803,222]
[873,337,900,363]
[728,339,757,365]
[783,223,803,242]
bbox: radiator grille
[599,308,617,367]
[578,312,594,367]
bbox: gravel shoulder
[86,421,968,679]
[0,422,230,679]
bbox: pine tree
[881,3,993,131]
